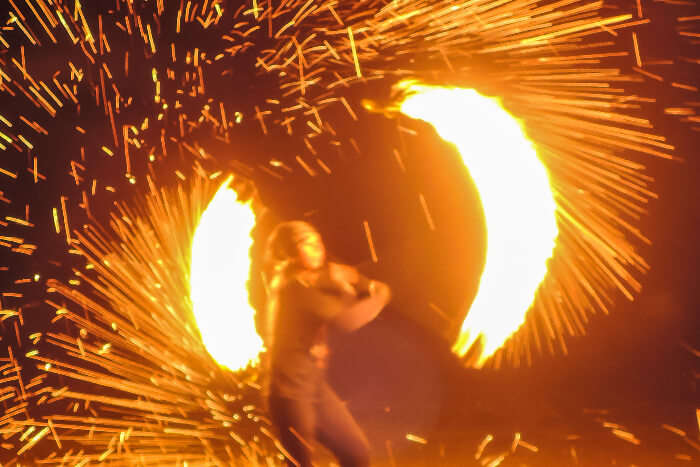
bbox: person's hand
[328,262,360,285]
[369,280,392,304]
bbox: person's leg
[315,382,371,467]
[268,395,317,467]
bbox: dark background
[0,1,697,465]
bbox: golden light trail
[395,80,559,367]
[190,176,264,372]
[0,0,688,462]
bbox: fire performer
[263,220,392,467]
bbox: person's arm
[287,277,356,321]
[327,262,376,297]
[352,271,373,298]
[289,268,392,331]
[331,280,391,332]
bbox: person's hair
[264,220,320,282]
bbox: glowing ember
[190,176,264,371]
[396,81,558,367]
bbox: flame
[190,176,264,371]
[395,80,558,367]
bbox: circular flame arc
[190,177,264,372]
[396,81,559,367]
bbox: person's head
[265,220,326,272]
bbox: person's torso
[267,279,331,400]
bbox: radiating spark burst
[0,0,676,375]
[16,173,280,465]
[190,176,264,372]
[0,0,692,462]
[395,80,558,367]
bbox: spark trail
[0,0,693,462]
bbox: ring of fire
[396,81,559,367]
[191,81,559,370]
[190,175,263,372]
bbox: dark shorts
[268,382,371,467]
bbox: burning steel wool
[190,177,264,372]
[392,81,559,367]
[193,82,559,371]
[0,0,696,464]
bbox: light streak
[476,434,494,460]
[362,220,378,263]
[405,433,428,444]
[0,0,693,462]
[632,32,642,67]
[417,192,435,231]
[396,80,558,367]
[295,154,316,176]
[348,26,362,78]
[190,176,264,371]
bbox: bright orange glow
[396,80,558,367]
[190,176,264,371]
